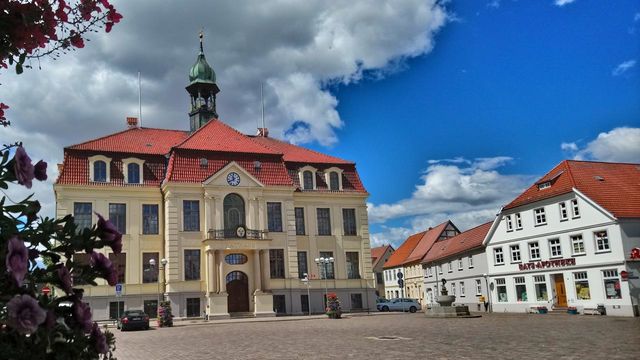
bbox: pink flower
[73,300,93,333]
[90,252,118,286]
[13,146,35,189]
[7,294,46,335]
[34,160,47,181]
[6,236,29,286]
[91,322,109,354]
[57,266,73,294]
[96,212,122,254]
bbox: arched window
[127,163,140,184]
[94,161,107,182]
[224,193,245,237]
[329,171,339,191]
[226,271,247,283]
[225,253,248,265]
[303,170,314,190]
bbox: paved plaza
[112,312,640,359]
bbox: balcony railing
[207,228,268,240]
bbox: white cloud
[554,0,577,6]
[560,142,578,152]
[562,127,640,163]
[1,0,450,218]
[612,59,637,76]
[368,157,533,247]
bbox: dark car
[117,310,150,331]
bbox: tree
[0,0,123,126]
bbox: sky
[1,0,639,248]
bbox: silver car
[377,298,421,313]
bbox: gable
[203,161,264,188]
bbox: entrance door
[554,274,567,307]
[226,271,249,313]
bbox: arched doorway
[226,271,249,313]
[224,193,245,238]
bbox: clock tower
[186,32,220,132]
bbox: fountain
[425,278,480,318]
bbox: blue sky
[307,0,640,245]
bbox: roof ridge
[563,160,577,188]
[66,127,134,149]
[565,159,640,166]
[250,135,354,164]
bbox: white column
[261,249,270,290]
[214,196,223,230]
[257,197,266,232]
[204,195,213,233]
[253,249,262,293]
[207,250,216,293]
[216,250,225,293]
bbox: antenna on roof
[257,82,269,137]
[138,71,142,127]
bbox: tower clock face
[226,172,241,186]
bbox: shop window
[494,248,504,265]
[529,242,540,260]
[534,275,548,301]
[351,294,363,309]
[514,277,527,302]
[594,230,610,252]
[559,202,568,221]
[574,272,591,300]
[186,298,200,318]
[549,238,562,258]
[273,295,286,314]
[534,208,546,226]
[571,199,580,218]
[571,234,585,255]
[510,245,521,263]
[515,213,522,229]
[144,300,158,318]
[602,270,621,299]
[496,278,507,302]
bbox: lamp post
[483,273,492,313]
[302,273,311,316]
[149,259,160,312]
[160,258,168,302]
[315,257,334,310]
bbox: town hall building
[54,37,376,320]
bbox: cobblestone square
[113,313,640,359]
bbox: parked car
[376,298,389,304]
[117,310,150,331]
[377,298,421,313]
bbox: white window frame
[510,244,521,263]
[88,154,112,182]
[538,181,551,190]
[460,281,465,297]
[594,230,610,253]
[549,238,562,258]
[437,265,443,275]
[571,199,580,218]
[458,258,463,271]
[122,157,145,184]
[451,282,456,297]
[529,241,540,260]
[574,271,591,300]
[559,202,568,221]
[515,213,523,230]
[475,279,482,295]
[323,167,344,191]
[468,255,474,269]
[298,165,318,190]
[570,234,585,256]
[505,215,513,232]
[534,207,547,226]
[602,269,622,300]
[448,261,453,273]
[494,247,504,265]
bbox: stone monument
[425,278,480,318]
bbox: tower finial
[199,28,204,53]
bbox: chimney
[57,163,64,174]
[257,127,269,137]
[127,117,139,128]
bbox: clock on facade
[226,172,240,186]
[236,225,246,238]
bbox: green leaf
[16,63,23,74]
[19,52,26,64]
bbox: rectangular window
[458,258,463,270]
[109,203,126,234]
[183,200,200,232]
[460,282,465,297]
[602,270,621,299]
[496,278,508,302]
[571,234,585,255]
[184,249,200,281]
[451,282,456,296]
[72,253,91,285]
[267,202,283,232]
[269,249,285,279]
[297,251,308,279]
[346,252,360,279]
[73,202,92,231]
[476,279,482,295]
[559,202,568,221]
[510,245,521,263]
[351,294,363,309]
[494,248,504,265]
[534,275,548,301]
[186,298,200,318]
[549,238,562,258]
[273,295,286,314]
[142,252,159,283]
[376,272,383,284]
[301,295,309,314]
[529,242,540,260]
[534,208,546,226]
[448,261,453,273]
[142,204,159,234]
[571,199,580,218]
[515,213,523,229]
[109,253,126,284]
[574,272,591,300]
[319,251,335,279]
[514,276,527,302]
[437,265,442,275]
[594,230,610,252]
[295,207,306,235]
[342,208,357,236]
[109,301,124,320]
[143,300,158,318]
[505,215,513,231]
[468,255,474,268]
[317,208,331,235]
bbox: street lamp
[149,258,160,312]
[302,273,311,316]
[160,258,168,302]
[483,273,492,313]
[315,257,334,309]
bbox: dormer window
[298,166,317,190]
[538,181,551,190]
[324,167,344,191]
[88,155,112,183]
[122,158,145,184]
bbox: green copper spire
[186,30,220,133]
[188,31,216,84]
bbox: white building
[484,160,640,316]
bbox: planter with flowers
[567,306,578,315]
[325,293,342,319]
[536,306,548,314]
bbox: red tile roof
[251,136,353,164]
[371,245,393,268]
[67,127,188,155]
[56,152,167,186]
[286,166,367,193]
[175,120,280,155]
[504,160,640,218]
[404,221,457,264]
[383,231,426,269]
[422,221,492,264]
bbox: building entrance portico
[227,271,249,313]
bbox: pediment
[203,161,264,188]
